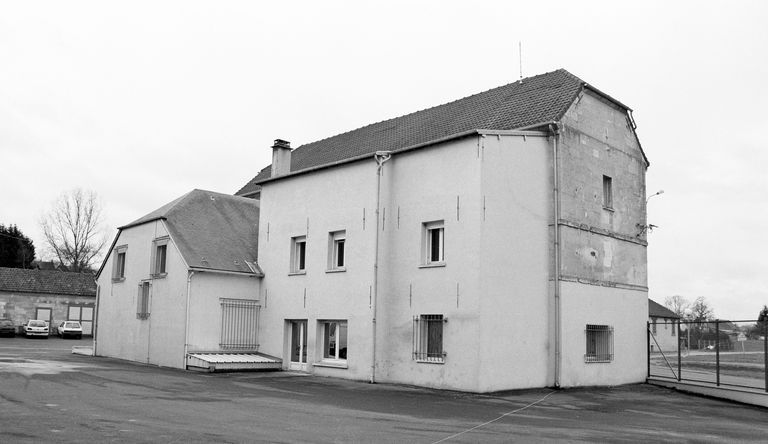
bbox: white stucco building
[236,69,650,391]
[96,69,650,392]
[94,190,278,371]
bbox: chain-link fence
[648,319,768,392]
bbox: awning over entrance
[187,353,282,372]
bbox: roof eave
[256,128,546,186]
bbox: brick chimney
[271,139,292,177]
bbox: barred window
[137,281,150,320]
[413,314,446,363]
[585,324,613,363]
[220,298,259,350]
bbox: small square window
[327,231,346,271]
[602,175,613,209]
[413,314,445,363]
[321,320,348,362]
[422,221,444,266]
[585,324,613,363]
[290,236,307,274]
[112,246,127,282]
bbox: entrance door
[289,320,308,371]
[68,305,94,335]
[35,308,52,336]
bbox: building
[235,69,650,391]
[94,190,279,370]
[648,299,680,353]
[0,267,96,334]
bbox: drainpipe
[549,123,562,388]
[183,270,195,369]
[371,150,392,384]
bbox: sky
[1,1,766,320]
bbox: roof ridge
[299,69,576,149]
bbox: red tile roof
[236,69,589,196]
[649,299,679,319]
[99,189,261,277]
[0,267,96,297]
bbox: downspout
[93,283,100,355]
[183,270,195,369]
[371,150,392,384]
[549,123,562,388]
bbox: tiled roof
[649,299,679,319]
[107,190,260,276]
[0,267,96,297]
[236,69,588,196]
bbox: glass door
[289,320,308,371]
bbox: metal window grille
[585,324,613,363]
[220,298,259,350]
[136,281,150,320]
[413,314,446,362]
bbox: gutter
[549,122,562,388]
[370,150,392,384]
[184,270,195,369]
[188,267,263,278]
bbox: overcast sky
[1,1,766,319]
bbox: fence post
[646,322,650,379]
[677,320,682,381]
[715,320,720,386]
[764,322,767,393]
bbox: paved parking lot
[1,336,767,443]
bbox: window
[290,236,307,274]
[220,298,259,350]
[151,237,169,277]
[585,324,613,363]
[413,314,445,363]
[321,320,348,362]
[602,175,613,209]
[137,281,151,320]
[671,321,676,336]
[112,246,127,282]
[652,318,657,334]
[327,231,346,271]
[422,221,444,266]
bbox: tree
[689,296,714,322]
[39,188,108,272]
[0,224,36,268]
[664,295,690,317]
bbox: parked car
[22,320,49,338]
[0,319,15,337]
[57,321,83,339]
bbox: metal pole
[763,322,767,393]
[646,322,650,379]
[677,320,682,381]
[715,320,720,386]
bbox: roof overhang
[254,129,548,186]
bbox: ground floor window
[585,324,614,363]
[413,314,445,363]
[320,320,348,362]
[220,298,259,350]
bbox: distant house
[94,190,278,370]
[0,267,96,334]
[649,299,679,353]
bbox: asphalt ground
[1,336,767,443]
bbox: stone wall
[0,291,96,335]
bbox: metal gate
[220,298,259,350]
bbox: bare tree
[689,296,714,322]
[664,295,690,317]
[40,188,108,272]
